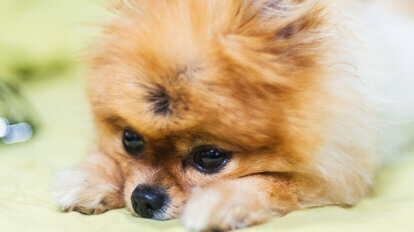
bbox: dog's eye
[123,130,145,155]
[192,145,230,173]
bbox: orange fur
[53,0,413,231]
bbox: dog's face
[87,0,329,220]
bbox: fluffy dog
[54,0,414,231]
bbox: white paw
[53,168,120,215]
[181,187,274,231]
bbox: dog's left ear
[220,0,333,75]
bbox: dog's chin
[151,213,180,221]
[130,206,180,221]
[136,214,171,221]
[153,210,178,221]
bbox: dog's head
[87,0,332,220]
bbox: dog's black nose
[131,185,167,219]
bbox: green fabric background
[0,0,413,231]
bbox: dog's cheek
[162,184,188,220]
[122,181,137,215]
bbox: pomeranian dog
[54,0,414,231]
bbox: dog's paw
[53,168,123,215]
[181,186,275,231]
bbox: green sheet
[1,0,414,231]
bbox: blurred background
[0,0,105,142]
[0,0,106,170]
[0,0,413,232]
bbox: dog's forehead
[88,0,295,141]
[89,56,276,144]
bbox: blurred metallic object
[0,118,9,138]
[0,118,33,144]
[0,78,39,145]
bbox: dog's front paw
[53,167,124,215]
[181,185,275,231]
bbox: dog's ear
[220,0,333,75]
